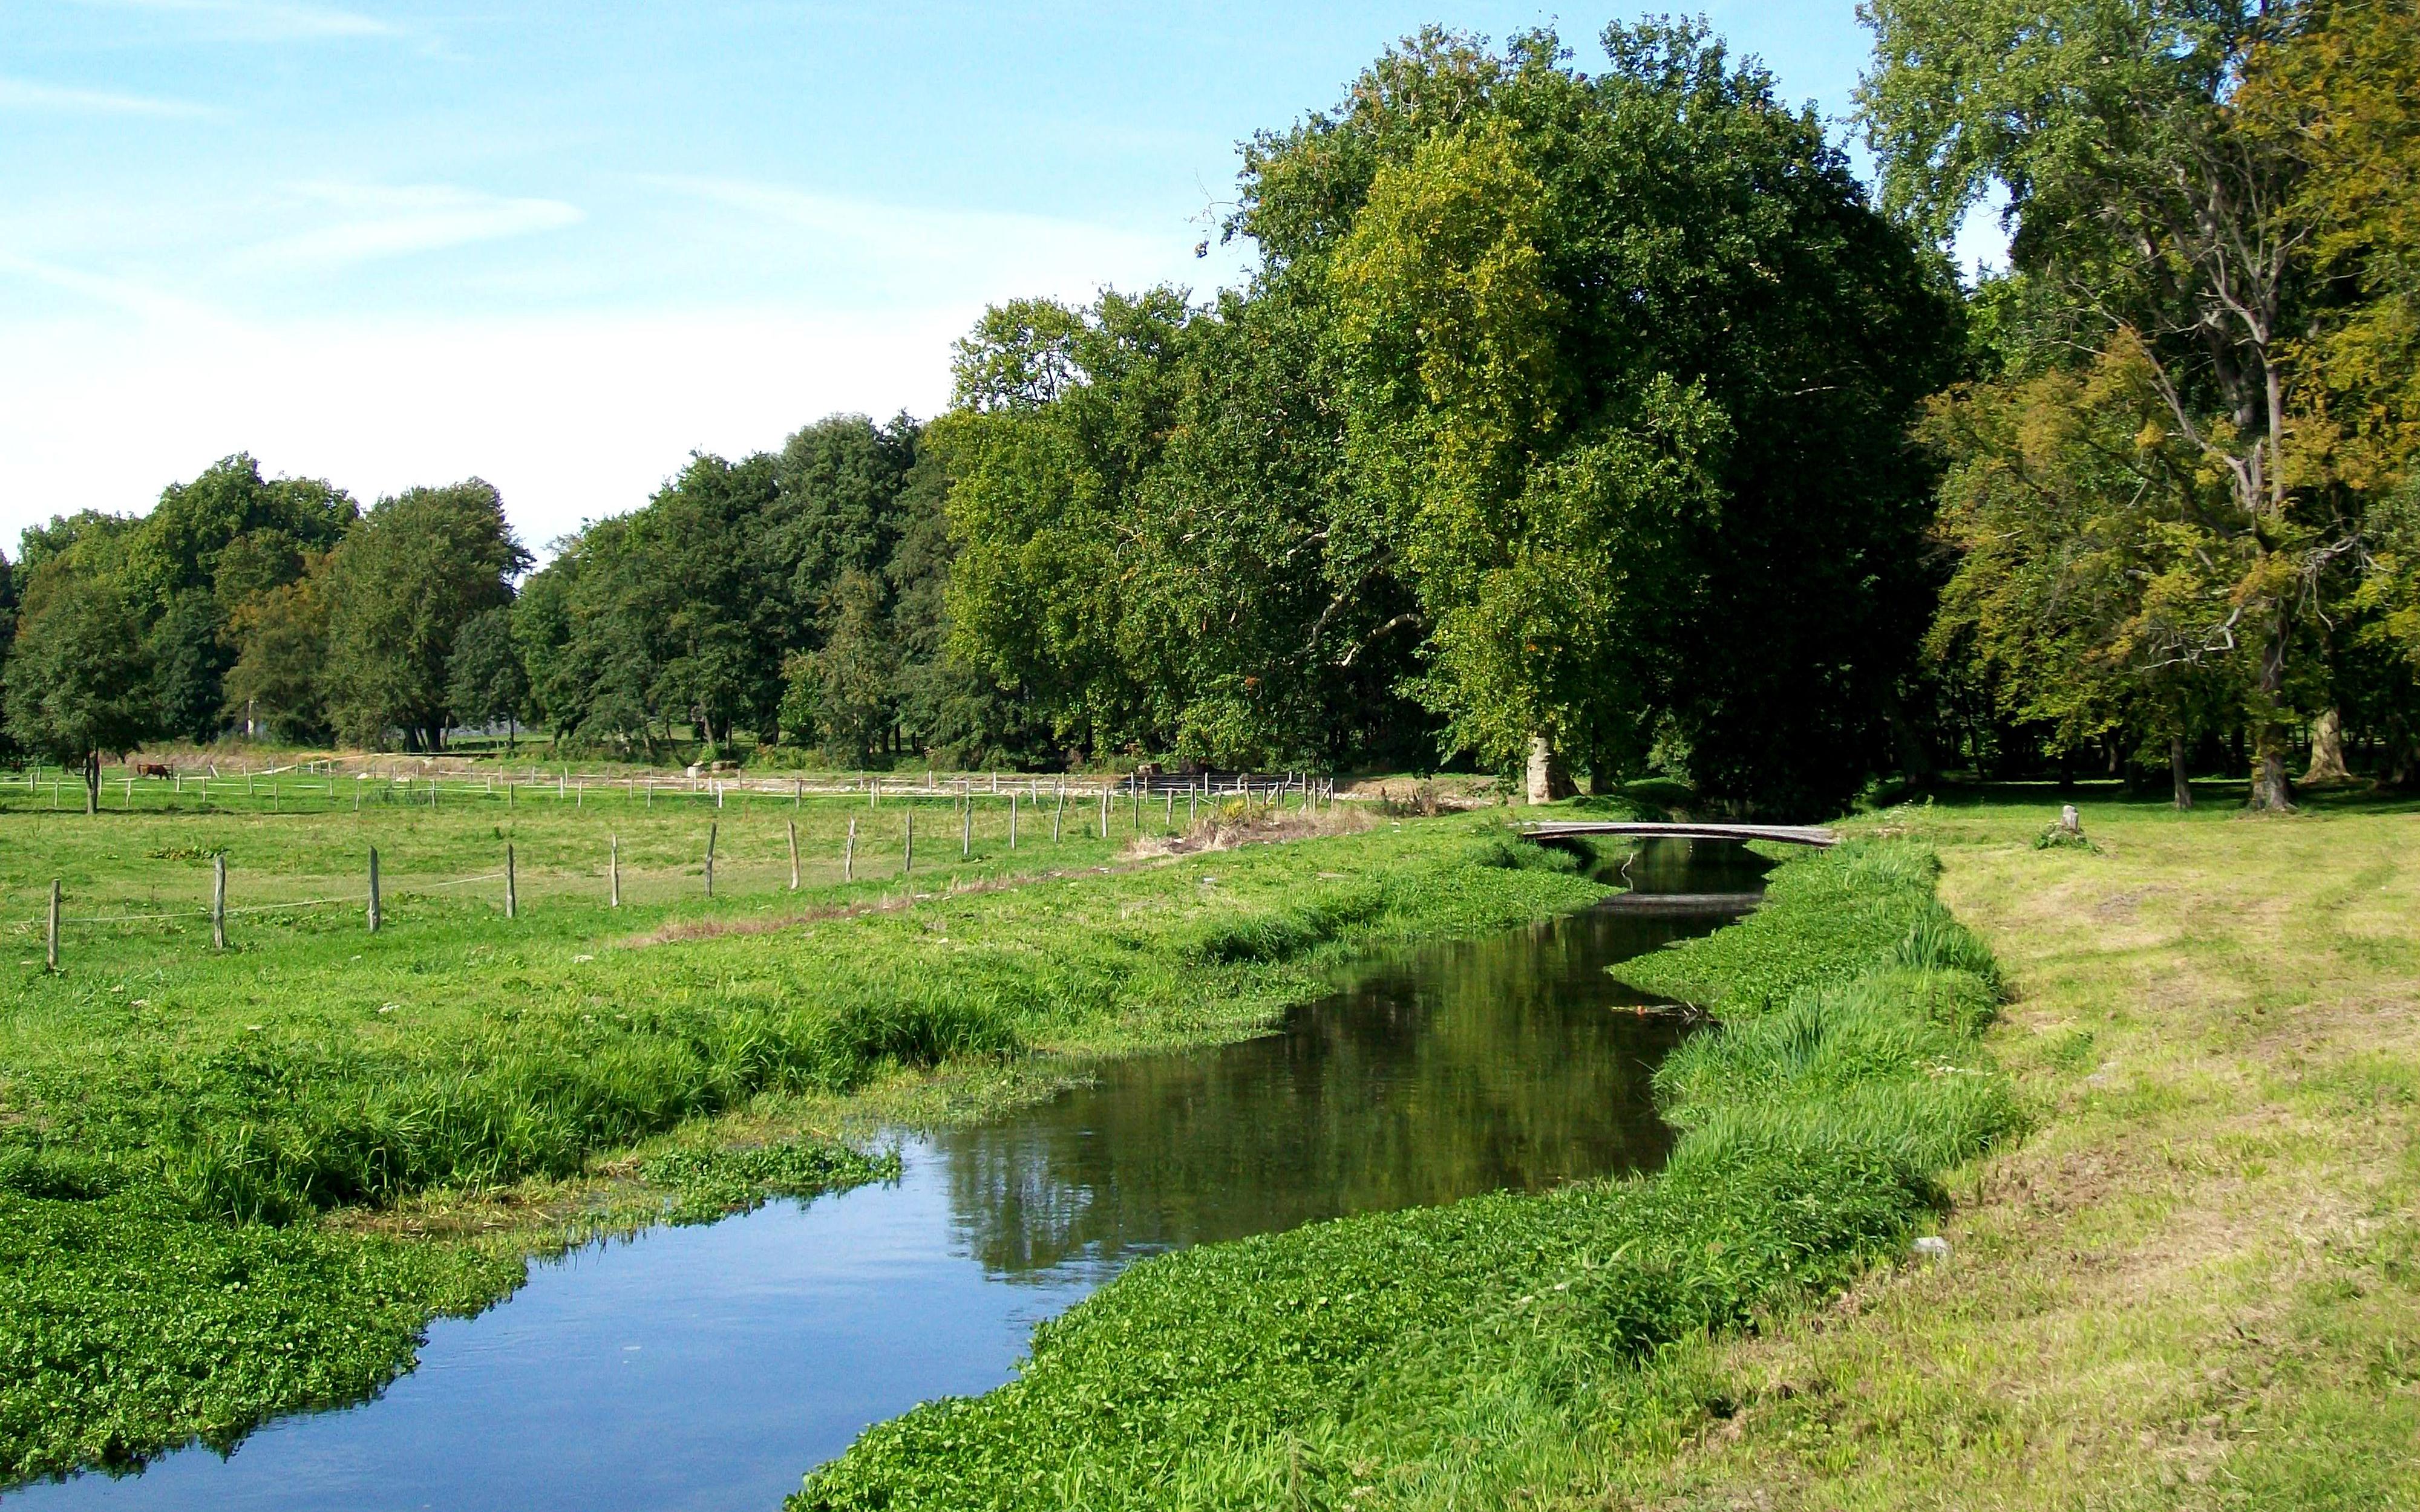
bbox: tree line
[5,4,2416,818]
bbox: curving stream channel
[8,839,1768,1512]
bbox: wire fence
[11,771,1340,969]
[4,761,1335,816]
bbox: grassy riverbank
[0,795,1611,1485]
[796,836,2019,1509]
[1557,789,2420,1510]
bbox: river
[6,838,1766,1512]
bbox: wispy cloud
[0,252,231,328]
[0,77,214,117]
[234,183,584,272]
[639,174,1191,301]
[76,0,395,41]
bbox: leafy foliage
[321,481,528,751]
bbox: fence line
[18,772,1339,968]
[8,763,1338,807]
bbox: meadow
[0,760,1610,1485]
[13,769,2412,1509]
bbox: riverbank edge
[791,837,2023,1509]
[0,814,1615,1488]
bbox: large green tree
[1243,22,1961,809]
[1859,0,2397,807]
[321,481,528,750]
[4,572,156,812]
[445,605,532,749]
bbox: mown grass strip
[793,838,2024,1510]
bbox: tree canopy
[6,6,2415,814]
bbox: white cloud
[0,307,961,557]
[641,175,1223,307]
[232,184,585,272]
[0,183,1228,558]
[77,0,395,41]
[0,252,234,328]
[0,76,214,117]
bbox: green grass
[1441,788,2420,1511]
[793,838,2020,1510]
[0,781,1612,1487]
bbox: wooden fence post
[961,798,972,858]
[704,822,718,897]
[788,819,800,890]
[845,816,857,882]
[506,844,518,919]
[1164,790,1174,831]
[903,809,914,874]
[212,855,227,951]
[610,835,621,908]
[47,881,60,971]
[1009,793,1019,849]
[367,848,381,933]
[1053,786,1065,842]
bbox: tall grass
[796,839,2023,1510]
[0,810,1614,1484]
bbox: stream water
[8,839,1768,1512]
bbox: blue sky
[0,1,2001,556]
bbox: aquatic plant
[794,840,2021,1510]
[0,803,1612,1485]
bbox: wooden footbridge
[1519,820,1839,848]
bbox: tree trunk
[2170,734,2193,811]
[2301,706,2352,786]
[84,750,100,815]
[1524,735,1575,804]
[1873,685,1934,783]
[2247,617,2296,812]
[2389,737,2420,790]
[1586,752,1615,797]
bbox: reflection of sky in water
[7,841,1765,1512]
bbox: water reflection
[938,878,1743,1279]
[5,840,1765,1512]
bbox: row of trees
[6,3,2416,816]
[1871,0,2420,808]
[1,457,523,810]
